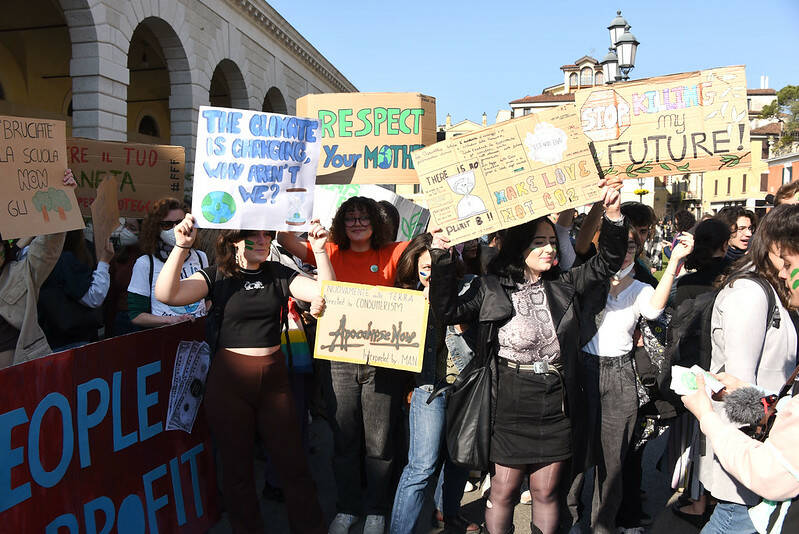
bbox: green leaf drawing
[676,162,690,171]
[659,163,672,171]
[718,152,749,170]
[401,218,412,239]
[625,161,654,178]
[602,166,618,176]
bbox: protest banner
[314,281,428,372]
[0,321,220,533]
[296,92,437,185]
[312,184,430,241]
[89,175,120,259]
[412,104,603,245]
[0,115,84,239]
[69,138,186,218]
[575,65,751,179]
[193,106,321,231]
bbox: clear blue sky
[268,0,798,125]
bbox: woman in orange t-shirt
[278,196,410,533]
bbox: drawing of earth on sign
[201,191,236,223]
[169,302,200,315]
[377,146,393,169]
[446,171,487,221]
[524,122,568,165]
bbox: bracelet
[175,244,192,249]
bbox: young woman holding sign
[428,180,626,534]
[155,216,334,534]
[278,196,410,534]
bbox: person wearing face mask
[154,216,334,534]
[569,228,693,534]
[429,180,626,534]
[127,198,207,328]
[104,218,142,337]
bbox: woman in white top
[577,229,693,534]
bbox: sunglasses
[159,220,182,230]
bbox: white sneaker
[328,513,358,534]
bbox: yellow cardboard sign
[69,138,185,218]
[412,104,603,245]
[0,115,84,239]
[296,92,437,184]
[314,281,429,372]
[575,65,750,178]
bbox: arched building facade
[0,0,356,178]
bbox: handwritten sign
[90,175,120,259]
[69,138,185,218]
[314,281,429,372]
[575,65,750,178]
[312,184,430,241]
[193,106,321,231]
[0,115,84,239]
[296,92,437,184]
[412,104,602,245]
[0,321,219,533]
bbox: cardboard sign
[89,176,120,259]
[0,321,220,533]
[314,281,429,372]
[193,106,321,231]
[296,92,437,184]
[312,184,430,241]
[575,65,751,178]
[70,138,186,218]
[0,115,84,239]
[412,104,603,245]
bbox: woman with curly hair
[278,196,410,534]
[127,197,207,328]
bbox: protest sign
[89,175,120,258]
[312,184,430,241]
[412,104,603,245]
[0,115,84,239]
[193,106,321,231]
[314,281,429,372]
[575,65,750,179]
[0,321,220,533]
[296,92,437,184]
[70,138,185,218]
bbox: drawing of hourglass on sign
[284,188,308,226]
[446,171,487,220]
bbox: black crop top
[199,262,298,348]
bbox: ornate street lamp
[616,25,639,81]
[607,10,628,49]
[601,47,620,85]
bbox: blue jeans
[390,386,469,534]
[700,501,756,534]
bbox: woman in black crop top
[155,214,334,534]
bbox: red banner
[0,321,219,533]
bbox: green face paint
[791,268,799,290]
[244,239,255,251]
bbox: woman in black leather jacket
[429,185,627,534]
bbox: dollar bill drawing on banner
[167,341,211,433]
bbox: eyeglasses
[344,216,371,227]
[735,225,755,234]
[159,220,182,230]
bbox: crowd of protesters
[1,172,799,534]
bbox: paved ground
[208,417,691,534]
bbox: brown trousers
[204,349,325,534]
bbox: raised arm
[276,231,312,263]
[574,201,604,257]
[429,236,484,326]
[153,214,209,306]
[288,219,335,302]
[646,232,694,314]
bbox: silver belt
[498,357,561,374]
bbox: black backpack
[662,274,780,408]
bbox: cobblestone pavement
[210,419,678,534]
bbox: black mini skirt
[490,363,572,465]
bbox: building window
[580,68,593,86]
[761,173,769,191]
[569,73,578,88]
[413,184,421,194]
[138,115,159,138]
[742,174,746,193]
[727,176,731,194]
[762,140,770,160]
[785,167,793,184]
[714,179,718,196]
[0,82,5,100]
[523,108,531,115]
[595,72,603,85]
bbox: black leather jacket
[429,215,628,473]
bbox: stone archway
[262,86,287,114]
[209,59,248,109]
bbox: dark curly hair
[139,197,188,257]
[488,217,560,284]
[715,206,757,233]
[721,204,799,309]
[215,230,276,277]
[328,196,393,250]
